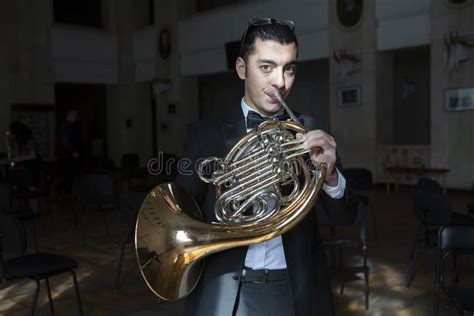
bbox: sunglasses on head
[239,18,296,56]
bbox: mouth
[265,91,286,104]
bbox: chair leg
[70,270,84,316]
[370,203,378,240]
[408,222,422,259]
[103,211,109,237]
[71,201,79,228]
[81,207,88,247]
[114,240,128,292]
[338,247,344,295]
[32,217,39,252]
[45,278,55,314]
[364,265,369,310]
[434,283,440,316]
[31,279,41,316]
[406,223,423,289]
[360,246,369,310]
[454,254,462,283]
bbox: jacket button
[232,275,239,281]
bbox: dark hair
[239,22,298,61]
[9,121,33,147]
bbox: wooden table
[384,167,450,193]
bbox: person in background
[57,110,82,193]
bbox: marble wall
[431,0,474,189]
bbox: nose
[271,68,285,90]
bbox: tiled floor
[1,185,472,315]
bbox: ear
[235,57,246,79]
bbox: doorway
[55,83,107,169]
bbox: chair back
[416,177,443,194]
[7,167,34,193]
[86,173,116,205]
[0,213,26,260]
[413,190,452,225]
[438,225,474,252]
[436,225,474,290]
[413,189,452,225]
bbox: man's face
[236,38,297,116]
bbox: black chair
[113,190,148,291]
[0,181,39,252]
[434,225,474,316]
[406,178,474,289]
[319,199,369,310]
[82,172,119,244]
[344,168,378,240]
[0,213,83,315]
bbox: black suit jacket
[176,106,356,316]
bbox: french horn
[135,92,327,301]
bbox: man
[57,110,82,193]
[176,18,356,315]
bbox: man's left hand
[302,130,338,187]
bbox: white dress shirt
[241,98,346,270]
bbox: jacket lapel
[221,103,247,153]
[223,119,246,153]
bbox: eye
[285,65,296,76]
[260,64,272,73]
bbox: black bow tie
[246,111,290,129]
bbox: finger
[311,150,336,163]
[304,137,336,151]
[304,133,336,149]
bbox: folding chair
[406,178,474,289]
[434,225,474,316]
[320,199,369,310]
[0,213,83,315]
[345,167,378,240]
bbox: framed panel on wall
[444,87,474,111]
[337,86,362,108]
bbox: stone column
[106,0,153,165]
[0,0,54,154]
[328,0,378,173]
[0,1,11,148]
[431,1,474,189]
[154,0,198,156]
[6,0,55,104]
